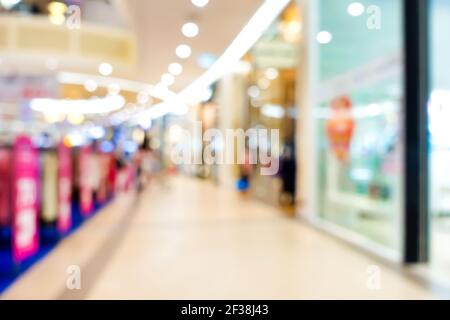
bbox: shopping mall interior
[0,0,449,300]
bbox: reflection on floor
[1,176,438,299]
[429,217,450,288]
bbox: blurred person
[237,147,253,194]
[279,139,296,206]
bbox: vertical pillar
[403,0,429,263]
[295,0,318,219]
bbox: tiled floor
[1,176,439,299]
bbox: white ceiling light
[168,62,183,76]
[265,68,279,80]
[98,62,113,76]
[347,2,365,17]
[258,78,270,90]
[84,79,98,92]
[30,95,126,115]
[161,73,175,87]
[316,31,333,44]
[182,22,199,38]
[191,0,209,8]
[176,44,192,59]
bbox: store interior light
[30,95,126,115]
[182,22,200,38]
[48,1,67,25]
[191,0,209,8]
[265,68,279,80]
[168,62,183,76]
[258,78,270,90]
[347,2,365,17]
[261,104,285,119]
[176,44,192,59]
[316,31,333,44]
[248,86,261,98]
[98,62,113,76]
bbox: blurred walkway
[1,176,438,299]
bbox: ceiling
[117,0,263,92]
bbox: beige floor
[1,176,441,299]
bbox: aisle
[2,176,437,299]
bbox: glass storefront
[245,3,300,210]
[310,0,404,255]
[429,0,450,279]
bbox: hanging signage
[326,96,355,163]
[79,146,93,216]
[12,135,39,263]
[57,143,72,234]
[251,40,298,69]
[0,148,12,226]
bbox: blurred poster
[326,96,355,162]
[79,146,93,216]
[57,144,72,234]
[12,135,39,263]
[0,148,12,226]
[41,151,58,223]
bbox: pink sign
[12,135,39,263]
[0,148,12,226]
[57,143,72,234]
[79,146,93,216]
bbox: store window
[429,0,450,278]
[245,3,301,210]
[312,0,404,254]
